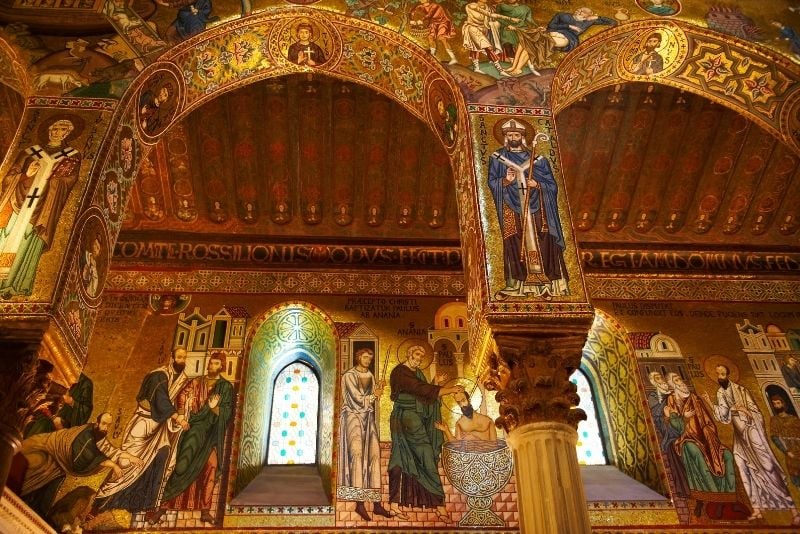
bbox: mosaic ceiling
[113,77,800,274]
[556,82,800,246]
[120,74,459,244]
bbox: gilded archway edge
[83,7,491,355]
[0,33,32,97]
[552,19,800,155]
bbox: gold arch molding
[130,7,466,156]
[552,19,800,155]
[0,34,32,97]
[81,7,490,362]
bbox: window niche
[232,303,337,506]
[571,368,609,466]
[267,360,320,465]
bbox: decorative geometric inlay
[105,270,466,296]
[586,276,800,302]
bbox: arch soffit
[88,7,489,315]
[0,33,32,97]
[124,7,467,153]
[232,301,338,491]
[244,300,339,367]
[551,19,800,155]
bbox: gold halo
[703,354,740,383]
[492,117,534,146]
[396,338,433,369]
[37,112,86,145]
[441,377,483,416]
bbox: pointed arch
[82,6,489,367]
[231,301,337,497]
[552,19,800,154]
[0,34,33,98]
[581,308,666,493]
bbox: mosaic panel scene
[0,0,799,533]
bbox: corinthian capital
[484,331,589,432]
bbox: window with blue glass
[267,361,319,465]
[570,368,608,465]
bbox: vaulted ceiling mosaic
[121,74,459,244]
[556,82,800,246]
[117,78,800,274]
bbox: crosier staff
[378,345,392,393]
[490,131,551,278]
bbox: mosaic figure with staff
[488,118,569,299]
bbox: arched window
[267,361,320,465]
[571,369,608,465]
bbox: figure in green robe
[147,353,234,526]
[55,372,94,429]
[387,345,463,523]
[495,0,534,58]
[23,373,93,439]
[24,398,62,438]
[664,373,746,519]
[0,118,81,297]
[21,413,141,524]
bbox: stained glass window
[267,361,319,465]
[571,369,607,465]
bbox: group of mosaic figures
[410,0,616,76]
[337,344,497,523]
[647,365,800,524]
[11,350,233,532]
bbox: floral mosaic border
[552,19,800,154]
[103,270,800,305]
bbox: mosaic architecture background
[9,292,800,531]
[2,0,800,532]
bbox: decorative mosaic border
[26,96,117,110]
[588,500,674,510]
[0,302,51,315]
[594,530,800,533]
[105,270,466,296]
[585,275,800,302]
[0,487,54,534]
[466,104,551,116]
[226,504,334,515]
[0,37,31,96]
[105,270,800,304]
[552,19,800,154]
[222,529,512,533]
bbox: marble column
[484,327,592,534]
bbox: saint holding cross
[0,116,82,297]
[287,22,328,67]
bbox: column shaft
[508,422,590,534]
[484,325,593,534]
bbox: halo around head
[703,354,740,383]
[441,377,483,416]
[397,338,433,369]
